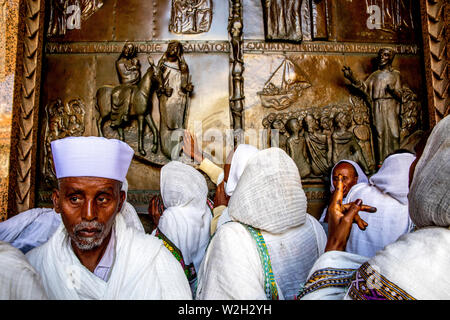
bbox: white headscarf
[119,179,145,233]
[329,160,369,193]
[319,160,369,223]
[228,148,326,298]
[369,153,416,205]
[157,161,212,275]
[351,116,450,299]
[344,153,416,257]
[408,115,450,228]
[225,144,259,197]
[301,117,450,300]
[216,144,259,230]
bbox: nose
[82,199,97,221]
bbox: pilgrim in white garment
[25,136,192,300]
[196,147,327,300]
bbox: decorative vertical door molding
[420,0,449,126]
[229,0,244,131]
[7,0,45,217]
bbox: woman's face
[332,162,359,197]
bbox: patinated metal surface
[23,0,431,219]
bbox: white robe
[197,148,326,300]
[345,153,415,257]
[0,241,47,300]
[26,214,192,300]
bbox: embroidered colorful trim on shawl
[244,224,279,300]
[155,228,197,282]
[347,262,416,300]
[296,267,357,299]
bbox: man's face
[52,177,125,251]
[332,162,358,197]
[305,115,317,132]
[167,43,180,58]
[379,50,392,67]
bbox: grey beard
[70,221,108,251]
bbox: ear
[52,188,61,214]
[118,190,126,212]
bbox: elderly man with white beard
[26,136,192,300]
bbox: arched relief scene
[34,0,430,218]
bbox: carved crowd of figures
[43,99,85,186]
[263,100,376,180]
[263,87,420,181]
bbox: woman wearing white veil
[299,115,450,300]
[151,161,212,294]
[196,148,327,300]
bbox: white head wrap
[408,115,450,228]
[369,152,416,205]
[158,161,212,274]
[227,147,326,298]
[51,136,134,182]
[119,179,145,233]
[228,147,306,233]
[329,160,369,193]
[225,144,259,197]
[344,152,415,257]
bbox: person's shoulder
[209,222,253,250]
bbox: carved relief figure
[169,0,212,34]
[81,0,103,20]
[286,118,311,178]
[111,43,141,128]
[43,99,85,186]
[319,112,333,168]
[343,48,402,165]
[47,0,103,37]
[304,113,330,176]
[398,86,421,142]
[96,46,159,156]
[332,112,369,174]
[48,0,68,36]
[262,0,303,41]
[352,109,376,172]
[156,41,194,159]
[366,0,415,33]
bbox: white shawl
[157,161,212,275]
[196,148,326,300]
[217,144,259,230]
[224,144,259,197]
[26,213,192,300]
[345,153,415,257]
[0,241,47,300]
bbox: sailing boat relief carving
[258,58,311,110]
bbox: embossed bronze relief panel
[36,0,427,218]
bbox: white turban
[51,136,134,182]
